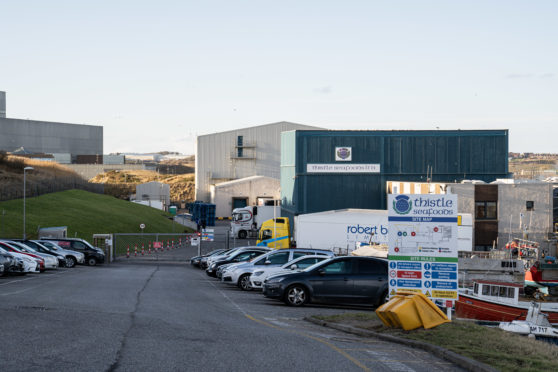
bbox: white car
[0,247,40,273]
[249,255,331,289]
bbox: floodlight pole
[23,166,34,239]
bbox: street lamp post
[23,166,34,239]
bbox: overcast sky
[1,1,556,154]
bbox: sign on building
[388,194,459,304]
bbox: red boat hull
[455,293,558,324]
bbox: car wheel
[238,230,247,239]
[65,256,76,268]
[87,257,97,266]
[284,285,308,307]
[238,274,252,291]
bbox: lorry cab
[256,218,291,249]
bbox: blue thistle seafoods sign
[388,194,459,303]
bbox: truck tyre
[284,285,308,307]
[238,274,252,291]
[238,230,247,239]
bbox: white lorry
[294,208,473,254]
[230,205,281,239]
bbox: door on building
[232,197,248,210]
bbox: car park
[2,240,59,269]
[262,256,389,307]
[249,254,331,290]
[42,238,105,266]
[35,240,85,268]
[222,248,335,291]
[206,248,270,278]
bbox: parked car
[249,254,332,290]
[222,248,335,291]
[203,247,248,270]
[262,256,389,307]
[35,240,85,268]
[42,238,105,266]
[0,246,39,273]
[3,240,59,269]
[14,240,67,268]
[206,248,270,278]
[0,241,45,272]
[190,249,226,268]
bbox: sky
[0,1,556,154]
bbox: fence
[0,177,105,201]
[112,233,197,258]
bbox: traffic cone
[134,245,138,257]
[172,240,175,249]
[167,240,170,251]
[148,243,152,254]
[126,246,130,258]
[141,243,145,256]
[179,238,182,248]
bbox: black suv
[42,238,105,266]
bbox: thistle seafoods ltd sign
[387,194,459,303]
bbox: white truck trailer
[294,208,473,254]
[230,205,281,239]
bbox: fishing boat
[455,279,558,325]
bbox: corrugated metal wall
[282,130,509,216]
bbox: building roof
[198,121,324,138]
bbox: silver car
[36,240,85,267]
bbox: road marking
[0,270,71,296]
[200,271,370,372]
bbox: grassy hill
[0,189,193,242]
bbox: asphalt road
[0,242,465,372]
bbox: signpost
[388,194,459,316]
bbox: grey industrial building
[281,129,510,225]
[0,91,103,156]
[195,121,322,216]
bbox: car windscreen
[302,257,334,272]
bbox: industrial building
[195,121,322,216]
[0,91,103,156]
[281,129,510,226]
[134,181,171,211]
[387,180,558,255]
[210,176,280,217]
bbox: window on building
[526,201,534,211]
[475,201,497,219]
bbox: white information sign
[306,164,380,173]
[191,237,200,246]
[202,229,214,242]
[388,194,459,303]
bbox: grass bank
[0,189,193,243]
[314,312,558,372]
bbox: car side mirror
[318,269,326,276]
[264,260,271,265]
[290,264,298,270]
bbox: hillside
[0,189,192,241]
[90,170,195,202]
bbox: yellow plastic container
[376,290,450,330]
